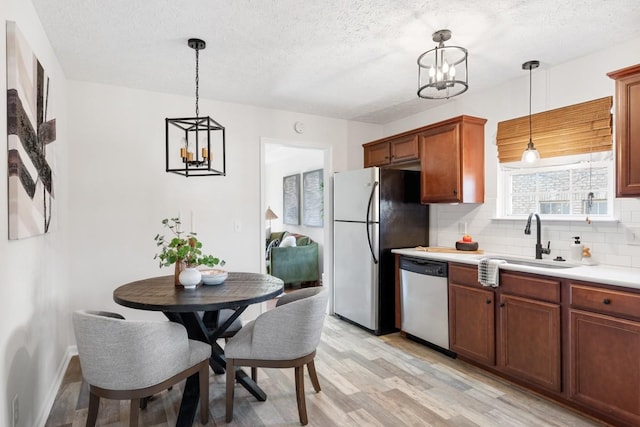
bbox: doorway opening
[260,138,331,294]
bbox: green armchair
[266,232,319,286]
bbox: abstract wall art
[6,21,57,240]
[302,169,323,227]
[282,174,300,225]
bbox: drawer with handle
[570,283,640,320]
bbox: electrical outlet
[626,227,640,246]
[12,395,18,427]
[234,220,242,233]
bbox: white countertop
[392,248,640,291]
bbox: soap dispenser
[570,236,582,262]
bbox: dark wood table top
[113,272,284,312]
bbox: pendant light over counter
[165,38,226,177]
[521,60,541,164]
[417,29,468,100]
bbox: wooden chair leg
[226,359,236,422]
[86,392,100,427]
[251,367,258,382]
[307,359,321,393]
[129,399,140,427]
[199,361,209,424]
[294,366,308,425]
[139,396,148,409]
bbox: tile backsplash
[430,197,640,269]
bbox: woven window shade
[496,96,612,163]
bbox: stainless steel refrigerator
[333,167,429,335]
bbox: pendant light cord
[528,66,532,144]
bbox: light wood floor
[45,315,606,426]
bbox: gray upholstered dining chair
[225,287,329,425]
[72,310,211,427]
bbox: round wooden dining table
[113,271,284,427]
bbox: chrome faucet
[524,212,551,259]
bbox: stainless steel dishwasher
[399,256,454,356]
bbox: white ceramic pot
[179,267,202,289]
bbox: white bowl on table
[200,269,228,285]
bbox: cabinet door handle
[499,303,505,308]
[453,189,458,195]
[486,299,492,304]
[603,298,611,305]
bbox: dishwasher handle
[399,257,448,277]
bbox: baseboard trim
[35,346,78,427]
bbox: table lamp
[265,206,278,238]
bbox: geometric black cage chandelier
[417,29,469,100]
[165,38,226,177]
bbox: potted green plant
[154,217,225,288]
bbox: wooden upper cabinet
[420,123,461,203]
[363,134,419,167]
[608,64,640,197]
[420,116,486,203]
[390,134,420,163]
[363,141,391,167]
[362,115,486,203]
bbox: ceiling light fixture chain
[188,37,205,117]
[195,43,199,117]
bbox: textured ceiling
[31,0,640,124]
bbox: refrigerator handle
[366,181,379,264]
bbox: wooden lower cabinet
[497,294,561,392]
[570,310,640,426]
[448,263,495,365]
[449,283,495,365]
[443,263,640,426]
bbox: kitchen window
[498,152,615,220]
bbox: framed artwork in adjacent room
[6,21,57,240]
[302,169,323,227]
[282,174,300,225]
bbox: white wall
[382,36,640,268]
[66,80,378,322]
[1,1,70,426]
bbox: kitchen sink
[475,255,580,269]
[499,258,579,269]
